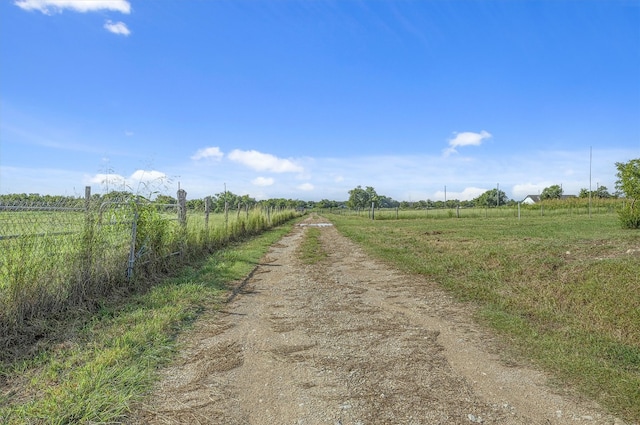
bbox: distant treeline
[0,191,312,213]
[0,184,622,213]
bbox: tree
[473,189,508,207]
[317,199,339,209]
[156,195,176,205]
[595,186,612,198]
[377,195,399,208]
[347,186,378,209]
[579,186,613,199]
[615,158,640,228]
[540,185,563,200]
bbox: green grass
[298,227,328,265]
[0,220,297,424]
[326,212,640,422]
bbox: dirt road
[129,215,627,425]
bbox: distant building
[522,195,541,204]
[521,194,576,204]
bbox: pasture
[327,211,640,420]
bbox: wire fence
[0,187,299,351]
[322,199,623,220]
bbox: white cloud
[433,186,487,202]
[191,146,224,161]
[15,0,131,14]
[228,149,304,173]
[511,183,548,200]
[444,130,491,156]
[87,170,169,195]
[252,177,274,187]
[129,170,167,183]
[88,172,127,189]
[297,183,314,191]
[104,20,130,36]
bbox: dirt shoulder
[128,215,628,425]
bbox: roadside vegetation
[327,211,640,422]
[0,220,298,424]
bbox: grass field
[326,211,640,422]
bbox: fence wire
[0,198,138,330]
[0,189,301,352]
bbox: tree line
[0,191,311,213]
[2,159,637,227]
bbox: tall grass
[0,203,300,356]
[327,212,640,422]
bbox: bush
[617,202,640,229]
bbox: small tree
[540,184,563,200]
[615,158,640,228]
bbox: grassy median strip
[0,222,295,425]
[327,212,640,422]
[298,227,329,265]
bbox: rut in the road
[129,216,625,425]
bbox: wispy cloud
[15,0,131,14]
[252,177,274,187]
[444,130,491,156]
[191,147,224,161]
[228,149,304,173]
[104,20,130,36]
[297,183,314,191]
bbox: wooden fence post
[84,186,91,213]
[205,196,211,230]
[225,201,229,230]
[177,189,187,227]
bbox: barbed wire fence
[0,186,272,350]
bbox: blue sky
[1,0,638,202]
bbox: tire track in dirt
[129,215,628,425]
